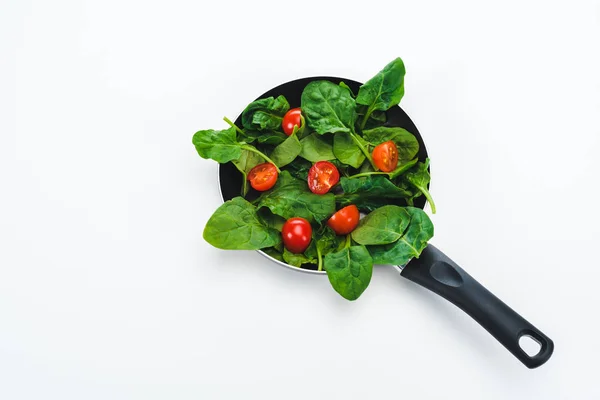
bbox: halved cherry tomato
[282,108,302,136]
[372,141,399,172]
[248,162,278,191]
[307,161,340,194]
[327,205,360,235]
[282,217,312,253]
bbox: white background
[2,0,599,399]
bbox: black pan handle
[400,244,554,368]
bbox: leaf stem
[349,131,376,169]
[347,171,389,179]
[359,105,375,130]
[241,145,281,172]
[223,116,245,137]
[416,185,436,214]
[317,246,323,271]
[344,234,351,249]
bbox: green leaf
[339,81,356,97]
[357,106,387,129]
[324,245,373,300]
[337,176,412,212]
[284,157,312,181]
[257,171,336,223]
[262,247,284,262]
[363,127,419,164]
[301,81,358,135]
[270,133,302,168]
[241,95,290,131]
[239,130,288,146]
[203,197,281,250]
[299,133,336,162]
[351,205,411,245]
[333,132,366,168]
[356,57,406,126]
[283,248,316,268]
[402,159,436,213]
[257,208,286,232]
[192,127,242,163]
[368,207,434,266]
[232,149,263,196]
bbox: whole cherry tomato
[282,108,302,136]
[248,162,278,191]
[307,161,340,195]
[327,205,360,235]
[372,141,399,172]
[282,217,312,253]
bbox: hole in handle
[519,334,542,357]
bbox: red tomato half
[247,163,278,191]
[307,161,340,194]
[282,217,312,253]
[372,141,399,172]
[282,108,302,136]
[327,205,360,235]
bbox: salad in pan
[193,57,435,301]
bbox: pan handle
[400,244,554,368]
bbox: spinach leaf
[233,149,263,196]
[283,248,316,268]
[257,171,336,223]
[262,247,284,262]
[363,127,419,164]
[303,226,344,271]
[299,133,336,162]
[257,208,286,232]
[402,159,436,213]
[356,57,406,129]
[301,80,357,135]
[242,95,290,131]
[239,130,288,146]
[270,133,302,168]
[203,197,281,250]
[368,207,434,266]
[284,158,312,181]
[333,132,366,168]
[339,81,356,97]
[357,106,387,129]
[337,176,412,212]
[192,127,242,163]
[324,244,373,300]
[351,205,411,245]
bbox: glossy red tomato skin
[307,161,340,194]
[327,205,360,235]
[282,217,312,253]
[282,108,302,136]
[247,163,278,191]
[372,141,399,172]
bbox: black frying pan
[218,77,554,369]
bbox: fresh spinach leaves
[203,197,281,250]
[242,95,290,131]
[324,242,373,301]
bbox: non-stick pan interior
[218,77,429,273]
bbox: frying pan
[217,77,554,369]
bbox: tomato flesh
[327,205,360,235]
[282,217,312,253]
[282,108,302,136]
[248,162,278,191]
[372,141,399,172]
[307,161,340,194]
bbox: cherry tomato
[282,108,302,136]
[282,217,312,253]
[248,162,278,191]
[307,161,340,194]
[327,205,360,235]
[372,141,399,172]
